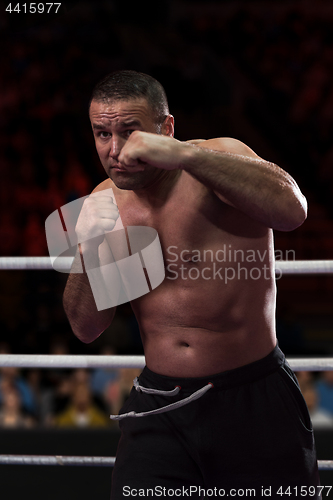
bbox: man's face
[89,98,171,190]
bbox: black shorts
[111,346,320,499]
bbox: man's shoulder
[195,137,260,159]
[91,178,114,194]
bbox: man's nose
[109,137,124,160]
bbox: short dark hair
[90,70,169,125]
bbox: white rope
[0,257,71,270]
[0,355,332,371]
[0,455,115,466]
[274,260,333,274]
[1,257,333,274]
[0,455,330,470]
[318,461,333,470]
[288,358,333,371]
[0,355,145,369]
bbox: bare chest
[115,186,224,256]
[114,183,268,270]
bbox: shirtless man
[63,71,320,499]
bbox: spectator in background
[0,365,37,418]
[53,381,110,428]
[72,367,109,415]
[104,368,141,417]
[315,371,333,417]
[300,379,333,429]
[297,371,333,428]
[43,336,71,387]
[40,337,72,425]
[91,345,118,399]
[296,370,313,388]
[0,342,37,418]
[0,382,35,428]
[42,373,73,426]
[24,369,43,424]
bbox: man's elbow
[72,325,103,344]
[295,193,308,227]
[276,192,307,232]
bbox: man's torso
[96,170,277,377]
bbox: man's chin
[114,182,138,191]
[110,173,148,191]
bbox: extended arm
[119,132,307,231]
[182,137,307,231]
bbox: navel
[182,253,195,264]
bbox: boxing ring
[1,257,333,471]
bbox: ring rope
[0,455,115,466]
[0,355,332,371]
[0,257,71,270]
[0,354,331,472]
[274,260,333,274]
[0,257,333,274]
[0,354,146,369]
[0,455,330,470]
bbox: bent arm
[180,138,307,231]
[63,242,116,343]
[119,132,307,231]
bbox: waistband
[139,344,285,393]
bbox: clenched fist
[75,189,120,250]
[118,131,185,170]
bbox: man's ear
[161,115,174,137]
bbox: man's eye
[98,132,110,139]
[125,130,135,137]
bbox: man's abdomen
[132,275,277,377]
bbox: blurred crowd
[296,371,333,429]
[0,340,141,429]
[0,264,144,429]
[231,4,333,197]
[1,1,333,257]
[1,2,333,429]
[1,341,333,430]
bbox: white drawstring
[133,377,181,396]
[110,381,213,421]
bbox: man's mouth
[113,166,128,172]
[111,165,145,173]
